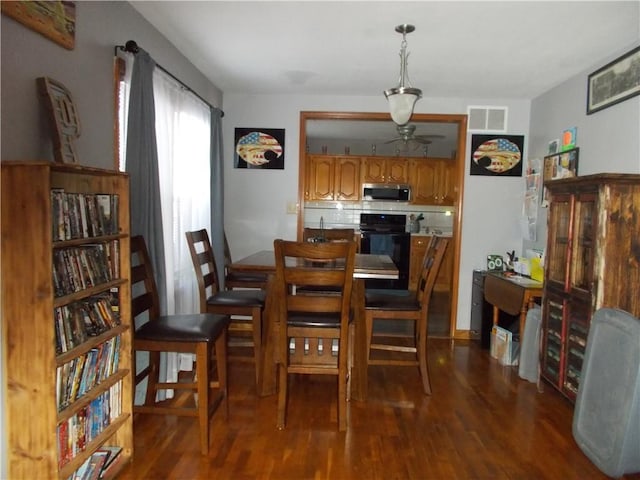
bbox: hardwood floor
[119,338,640,479]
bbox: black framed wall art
[234,128,285,169]
[470,134,524,176]
[541,147,579,207]
[587,45,640,115]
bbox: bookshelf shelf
[1,161,133,479]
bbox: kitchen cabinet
[409,235,453,292]
[541,174,640,402]
[306,155,361,201]
[361,156,409,184]
[409,158,455,205]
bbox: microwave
[362,183,411,202]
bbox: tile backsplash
[304,201,454,235]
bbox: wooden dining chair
[223,232,268,290]
[364,236,449,395]
[273,239,357,431]
[186,229,266,388]
[131,235,230,455]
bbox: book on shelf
[51,191,120,241]
[95,446,123,479]
[57,380,123,468]
[54,295,121,353]
[56,336,122,411]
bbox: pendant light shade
[384,24,422,126]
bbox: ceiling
[129,1,639,149]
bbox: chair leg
[346,322,355,401]
[338,337,348,432]
[364,311,374,368]
[196,342,211,455]
[215,328,229,418]
[417,314,432,395]
[145,350,161,405]
[251,308,262,389]
[276,333,288,430]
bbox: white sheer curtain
[153,69,212,379]
[119,58,212,402]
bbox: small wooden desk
[483,272,543,337]
[232,250,398,401]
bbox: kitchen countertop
[410,231,453,237]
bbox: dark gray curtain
[210,107,225,287]
[125,49,168,314]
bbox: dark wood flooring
[119,338,640,479]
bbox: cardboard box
[490,326,520,366]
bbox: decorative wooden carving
[37,76,80,163]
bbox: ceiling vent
[467,106,508,132]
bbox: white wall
[223,93,531,334]
[526,41,640,253]
[1,2,222,476]
[1,1,222,165]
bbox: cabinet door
[386,158,409,183]
[563,301,590,400]
[307,155,335,200]
[436,159,456,205]
[334,157,360,201]
[361,157,408,184]
[541,293,565,389]
[409,160,438,204]
[361,157,386,183]
[570,192,597,299]
[546,192,572,291]
[434,240,453,291]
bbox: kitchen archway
[298,111,468,339]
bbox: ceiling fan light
[384,24,423,127]
[385,87,422,126]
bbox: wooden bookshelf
[1,161,133,478]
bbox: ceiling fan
[384,124,445,150]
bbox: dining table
[231,249,399,401]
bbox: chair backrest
[415,236,449,311]
[223,232,233,271]
[303,228,356,243]
[186,229,222,313]
[274,239,356,326]
[130,235,160,323]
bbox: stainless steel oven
[359,213,410,290]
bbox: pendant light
[384,24,422,126]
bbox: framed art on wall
[1,1,75,50]
[470,134,524,176]
[587,45,640,115]
[541,147,579,206]
[234,128,285,169]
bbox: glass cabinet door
[570,192,597,298]
[546,193,572,290]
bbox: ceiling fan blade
[384,137,403,144]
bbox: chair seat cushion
[135,313,230,342]
[207,289,266,307]
[365,290,420,311]
[226,271,268,283]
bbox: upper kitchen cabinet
[306,155,361,201]
[410,158,455,205]
[361,156,409,184]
